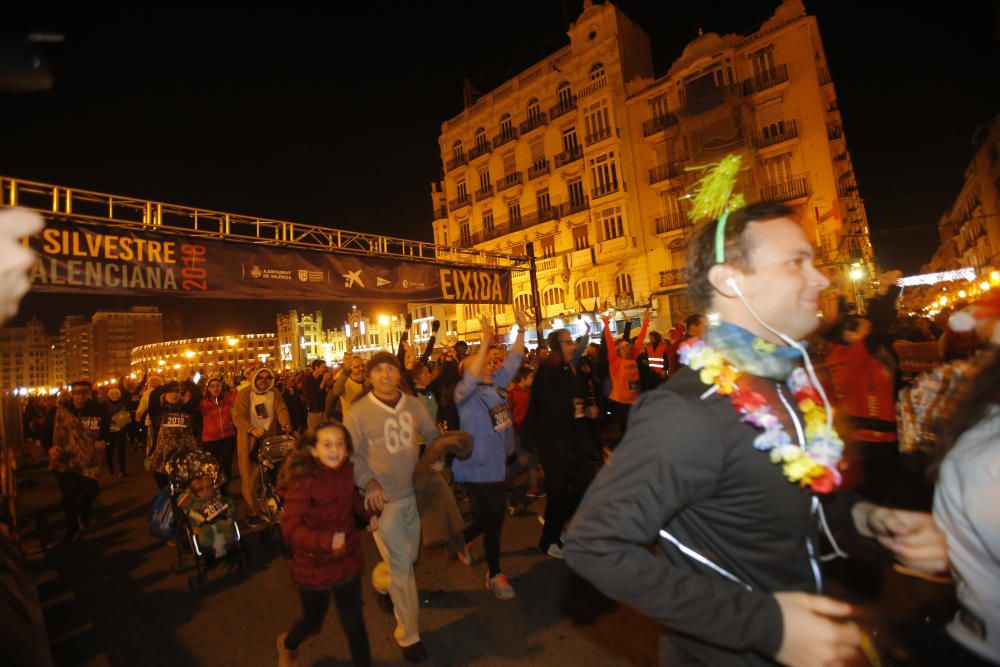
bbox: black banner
[27,222,512,304]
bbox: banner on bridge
[27,222,513,304]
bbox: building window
[539,236,555,258]
[568,178,586,208]
[511,243,525,256]
[649,93,670,119]
[596,206,624,241]
[573,224,590,250]
[475,128,488,150]
[765,154,793,185]
[452,140,464,161]
[502,152,516,176]
[750,47,775,76]
[557,81,573,107]
[508,201,522,225]
[482,210,494,233]
[499,113,514,140]
[478,168,491,193]
[514,293,535,313]
[616,273,633,297]
[589,62,606,81]
[542,287,565,308]
[584,99,611,143]
[536,188,551,214]
[527,98,541,120]
[562,127,579,153]
[576,279,599,301]
[529,138,545,166]
[457,180,468,199]
[589,151,619,196]
[459,218,471,245]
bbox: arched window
[452,139,464,160]
[576,279,599,301]
[616,273,633,296]
[475,128,488,150]
[514,293,535,313]
[590,62,606,81]
[526,98,541,120]
[542,287,565,308]
[499,113,514,139]
[557,81,573,107]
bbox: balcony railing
[648,163,682,185]
[448,194,471,211]
[559,198,589,217]
[818,67,832,85]
[522,206,559,227]
[752,119,798,149]
[642,113,679,137]
[528,159,550,180]
[659,268,688,287]
[554,145,583,168]
[520,112,547,135]
[759,176,809,203]
[591,181,620,200]
[536,256,564,273]
[828,122,843,140]
[836,183,858,198]
[654,212,687,234]
[474,185,494,202]
[492,128,519,149]
[549,97,577,121]
[445,153,467,172]
[742,64,789,95]
[585,127,613,145]
[468,142,491,161]
[495,172,523,193]
[457,206,563,247]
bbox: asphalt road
[17,450,660,667]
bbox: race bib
[162,414,188,428]
[80,416,101,433]
[489,402,513,433]
[200,498,229,523]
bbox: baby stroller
[166,448,249,592]
[251,433,295,548]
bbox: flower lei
[678,338,844,493]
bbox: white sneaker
[545,543,564,559]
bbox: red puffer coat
[281,460,376,588]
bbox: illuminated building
[131,333,280,377]
[427,0,873,339]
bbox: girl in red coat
[277,422,379,667]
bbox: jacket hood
[250,367,275,394]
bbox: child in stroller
[166,449,246,589]
[177,470,237,558]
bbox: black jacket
[563,365,837,666]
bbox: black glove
[432,320,441,333]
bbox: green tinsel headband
[714,210,730,265]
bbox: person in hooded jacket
[147,379,203,489]
[232,366,291,526]
[199,377,238,494]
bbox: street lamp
[981,281,991,291]
[378,314,390,326]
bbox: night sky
[3,1,998,337]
